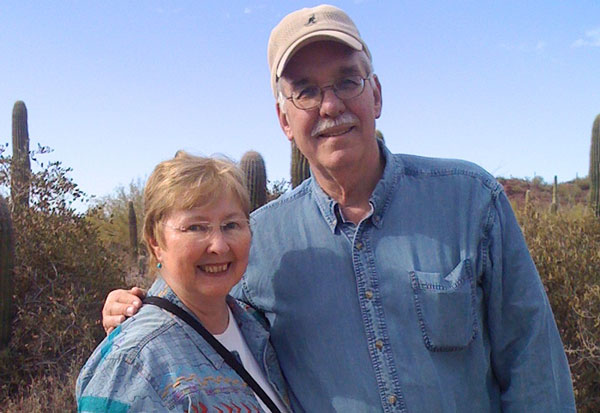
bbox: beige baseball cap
[268,4,371,96]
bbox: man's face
[277,41,382,177]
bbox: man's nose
[319,88,346,118]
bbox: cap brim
[275,30,364,78]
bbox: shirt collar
[369,141,404,229]
[310,140,403,232]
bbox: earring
[157,262,162,269]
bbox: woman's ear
[148,236,162,262]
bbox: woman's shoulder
[77,305,262,411]
[76,307,181,410]
[78,305,181,382]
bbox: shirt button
[375,339,383,350]
[388,395,397,405]
[374,215,380,223]
[365,290,373,299]
[355,241,363,250]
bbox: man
[104,5,575,412]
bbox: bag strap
[143,296,282,413]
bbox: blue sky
[1,1,599,206]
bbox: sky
[1,1,599,208]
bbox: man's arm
[485,190,576,411]
[101,287,145,333]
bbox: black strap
[143,296,282,413]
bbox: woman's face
[150,192,251,308]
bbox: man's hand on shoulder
[102,287,145,334]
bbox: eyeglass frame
[161,218,251,242]
[281,74,373,111]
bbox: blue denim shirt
[233,143,575,412]
[77,277,291,412]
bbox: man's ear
[276,102,294,142]
[372,74,382,119]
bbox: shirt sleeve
[77,356,169,412]
[484,189,576,412]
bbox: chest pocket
[410,259,478,351]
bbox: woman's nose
[205,230,231,254]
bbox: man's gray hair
[277,83,288,114]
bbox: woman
[76,152,290,412]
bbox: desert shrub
[517,205,600,411]
[575,177,590,191]
[86,179,144,258]
[0,145,126,409]
[1,357,81,412]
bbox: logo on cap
[305,14,316,26]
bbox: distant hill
[497,176,590,210]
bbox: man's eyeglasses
[163,219,250,242]
[284,75,371,111]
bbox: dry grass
[2,358,81,412]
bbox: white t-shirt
[214,308,287,413]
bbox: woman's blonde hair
[143,151,250,273]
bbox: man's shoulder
[392,153,501,192]
[251,177,314,221]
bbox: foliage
[86,178,144,257]
[267,178,289,202]
[2,357,81,413]
[590,114,600,216]
[498,176,590,210]
[517,206,600,411]
[0,144,126,409]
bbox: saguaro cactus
[590,114,600,217]
[524,189,531,211]
[128,201,138,260]
[550,175,559,213]
[240,151,267,212]
[291,141,310,188]
[0,196,15,349]
[11,101,31,210]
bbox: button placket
[352,229,406,412]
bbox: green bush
[0,145,126,409]
[517,206,600,411]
